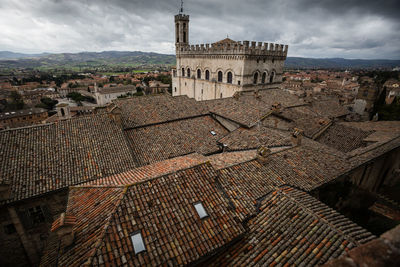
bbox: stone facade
[172,13,288,101]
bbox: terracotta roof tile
[41,163,245,266]
[208,187,375,266]
[0,114,137,204]
[114,95,208,129]
[125,115,228,166]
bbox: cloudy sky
[0,0,399,59]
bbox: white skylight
[194,202,208,219]
[131,232,146,254]
[210,131,217,136]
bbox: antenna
[180,0,184,13]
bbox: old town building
[172,11,288,101]
[0,108,48,129]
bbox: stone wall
[173,54,285,101]
[0,190,68,267]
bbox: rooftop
[114,94,207,129]
[0,108,47,120]
[125,115,228,166]
[0,114,137,203]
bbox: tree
[35,97,58,110]
[7,91,25,110]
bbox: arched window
[218,71,223,82]
[270,72,275,83]
[61,108,65,117]
[182,68,185,77]
[253,72,258,84]
[187,68,191,77]
[227,72,233,84]
[197,69,201,79]
[205,70,210,80]
[262,72,267,84]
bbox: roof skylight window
[130,231,146,254]
[194,202,208,219]
[210,131,217,136]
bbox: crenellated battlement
[177,41,288,58]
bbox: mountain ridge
[0,51,399,70]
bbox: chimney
[291,128,303,146]
[107,103,122,127]
[256,146,271,164]
[0,182,11,202]
[271,102,282,113]
[233,91,241,100]
[51,213,77,247]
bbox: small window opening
[238,81,241,85]
[182,68,185,77]
[253,73,258,84]
[227,72,233,84]
[187,68,191,77]
[262,72,267,84]
[131,231,146,254]
[218,71,223,82]
[205,70,210,80]
[194,202,208,219]
[28,206,45,225]
[197,69,201,79]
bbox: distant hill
[0,51,176,70]
[0,51,399,70]
[285,57,400,69]
[0,51,48,59]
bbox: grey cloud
[0,0,398,59]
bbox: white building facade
[172,13,289,101]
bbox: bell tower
[175,0,189,49]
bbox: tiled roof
[125,115,228,166]
[218,160,283,220]
[310,99,350,118]
[208,187,375,266]
[316,123,373,153]
[114,95,208,128]
[206,150,257,170]
[205,89,304,128]
[218,125,292,151]
[82,153,207,186]
[41,163,245,266]
[279,106,331,138]
[40,186,126,267]
[264,139,351,191]
[0,114,137,204]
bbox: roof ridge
[0,112,110,132]
[123,161,214,188]
[84,186,129,265]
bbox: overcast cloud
[0,0,399,59]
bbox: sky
[0,0,399,59]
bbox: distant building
[356,76,379,115]
[146,80,170,94]
[93,84,136,105]
[384,79,400,105]
[0,108,48,129]
[172,12,288,101]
